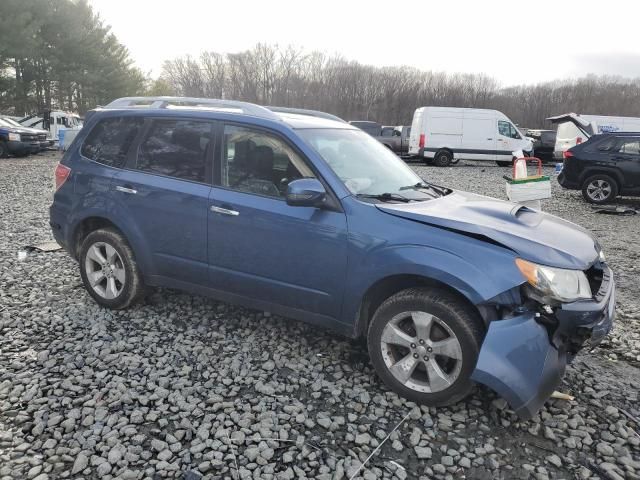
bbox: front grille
[21,134,38,142]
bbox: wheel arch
[354,273,484,338]
[579,167,623,189]
[70,213,153,277]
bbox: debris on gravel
[0,152,638,479]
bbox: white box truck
[408,107,533,167]
[547,112,640,160]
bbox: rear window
[81,117,144,167]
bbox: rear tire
[367,287,484,406]
[79,228,145,310]
[433,150,453,167]
[581,174,618,204]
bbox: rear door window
[81,117,144,167]
[136,119,212,183]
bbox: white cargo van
[408,107,533,166]
[547,112,640,159]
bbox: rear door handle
[115,185,137,194]
[210,205,239,216]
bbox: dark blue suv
[50,97,616,418]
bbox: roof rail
[104,96,280,121]
[266,106,346,123]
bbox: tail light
[563,150,574,159]
[54,163,71,190]
[576,137,582,144]
[419,134,425,149]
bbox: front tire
[581,174,618,204]
[367,288,484,406]
[79,228,145,309]
[496,161,512,167]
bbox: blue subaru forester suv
[50,97,615,418]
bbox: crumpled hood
[377,191,599,270]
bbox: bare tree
[161,44,640,128]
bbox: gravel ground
[1,151,639,480]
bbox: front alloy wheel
[368,287,484,406]
[380,311,463,393]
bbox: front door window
[221,125,314,198]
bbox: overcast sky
[88,0,640,86]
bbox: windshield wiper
[356,192,412,203]
[399,181,450,196]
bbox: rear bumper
[557,171,580,190]
[472,267,615,419]
[49,203,72,256]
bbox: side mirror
[286,178,326,208]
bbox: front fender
[342,243,523,328]
[471,314,566,419]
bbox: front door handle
[115,185,137,194]
[210,205,239,216]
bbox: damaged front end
[471,260,615,419]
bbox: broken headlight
[515,258,592,304]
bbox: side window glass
[222,125,314,199]
[137,120,211,182]
[81,117,144,167]
[381,128,393,137]
[498,121,510,137]
[620,140,640,155]
[510,124,522,139]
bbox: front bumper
[471,267,615,419]
[7,140,40,155]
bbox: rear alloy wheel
[79,228,145,309]
[433,150,453,167]
[582,174,618,204]
[368,288,484,406]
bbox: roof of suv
[97,96,352,130]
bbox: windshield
[298,128,435,201]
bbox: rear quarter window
[81,117,144,167]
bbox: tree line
[160,44,640,129]
[1,4,639,130]
[0,0,145,116]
